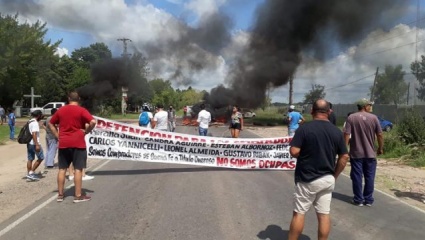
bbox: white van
[30,102,66,115]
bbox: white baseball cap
[289,105,295,110]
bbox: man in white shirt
[152,104,169,131]
[27,110,45,181]
[196,104,211,136]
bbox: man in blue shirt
[288,105,304,137]
[8,108,16,140]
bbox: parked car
[30,102,66,116]
[242,109,256,118]
[378,116,393,132]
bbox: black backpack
[17,120,35,144]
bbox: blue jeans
[27,144,45,161]
[9,124,15,139]
[350,158,377,204]
[199,127,208,136]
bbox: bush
[406,146,425,167]
[381,128,411,158]
[396,110,425,145]
[96,105,114,118]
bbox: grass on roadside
[109,113,140,120]
[0,125,20,145]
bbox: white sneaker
[82,175,94,181]
[69,175,74,181]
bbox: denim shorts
[27,144,44,161]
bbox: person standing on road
[0,105,5,125]
[167,105,176,132]
[288,99,349,240]
[43,108,58,168]
[152,103,168,131]
[288,105,304,137]
[26,110,45,181]
[138,105,153,128]
[328,102,337,125]
[49,91,96,203]
[196,103,211,136]
[229,106,243,138]
[183,106,187,117]
[8,108,16,140]
[343,98,384,207]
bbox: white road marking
[0,160,111,237]
[341,173,425,214]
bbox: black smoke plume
[78,57,151,112]
[208,0,406,109]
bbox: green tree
[71,42,112,68]
[0,14,61,107]
[411,55,425,101]
[303,84,326,104]
[372,65,407,104]
[149,78,173,95]
[180,88,204,106]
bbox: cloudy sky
[1,0,424,104]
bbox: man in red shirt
[48,91,96,203]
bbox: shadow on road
[332,191,352,204]
[257,224,311,240]
[89,167,283,176]
[391,189,425,203]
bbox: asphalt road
[1,125,425,240]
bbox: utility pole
[117,38,132,59]
[117,38,132,115]
[289,75,294,105]
[407,82,410,105]
[416,0,420,63]
[370,67,379,102]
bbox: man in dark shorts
[289,99,349,240]
[49,91,96,203]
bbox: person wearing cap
[139,105,153,128]
[152,103,168,131]
[26,110,45,181]
[288,105,305,137]
[343,98,383,207]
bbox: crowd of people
[2,96,384,239]
[287,98,383,240]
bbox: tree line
[0,13,204,113]
[303,62,425,105]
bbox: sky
[1,0,425,104]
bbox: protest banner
[86,117,296,170]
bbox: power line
[353,38,425,59]
[325,74,376,90]
[362,16,425,42]
[358,28,417,50]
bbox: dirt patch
[0,119,101,224]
